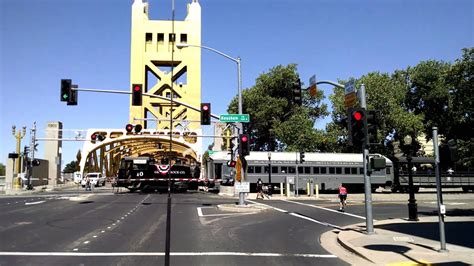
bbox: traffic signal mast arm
[63,86,220,120]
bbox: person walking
[256,178,264,200]
[338,184,348,212]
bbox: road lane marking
[247,200,342,229]
[279,199,369,220]
[25,201,46,205]
[0,251,337,258]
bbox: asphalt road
[0,189,472,266]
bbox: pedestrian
[338,184,348,212]
[85,176,91,191]
[256,178,264,200]
[447,168,454,175]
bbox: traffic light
[24,146,30,155]
[366,110,379,145]
[134,124,143,133]
[67,84,78,105]
[300,151,305,163]
[348,108,367,148]
[201,103,211,125]
[238,134,250,156]
[447,139,458,162]
[60,79,72,102]
[292,78,302,106]
[125,124,134,133]
[132,84,142,106]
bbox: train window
[386,167,391,174]
[281,166,288,173]
[264,166,269,173]
[255,166,262,174]
[329,167,335,174]
[351,168,358,174]
[344,168,351,174]
[320,167,327,174]
[289,167,296,173]
[298,166,303,173]
[336,167,342,174]
[313,167,320,174]
[359,168,364,174]
[305,167,311,174]
[272,166,278,173]
[248,166,255,173]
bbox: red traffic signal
[132,84,142,106]
[353,111,363,121]
[91,133,97,141]
[126,124,134,132]
[239,134,250,156]
[227,160,237,167]
[201,103,211,125]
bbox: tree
[63,160,77,173]
[0,163,5,176]
[227,64,328,152]
[76,150,82,172]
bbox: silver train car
[208,151,394,192]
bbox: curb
[217,203,269,213]
[336,229,374,263]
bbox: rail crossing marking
[0,251,337,258]
[246,200,343,229]
[279,199,370,220]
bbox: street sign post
[219,114,250,123]
[308,75,317,97]
[344,81,357,108]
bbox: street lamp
[177,42,245,205]
[267,152,272,196]
[404,135,418,221]
[176,43,242,115]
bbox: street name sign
[219,114,250,123]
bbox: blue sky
[1,0,472,166]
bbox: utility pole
[11,125,26,188]
[27,122,37,190]
[359,84,374,234]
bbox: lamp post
[12,125,26,189]
[175,43,242,115]
[267,152,272,197]
[404,135,418,221]
[176,43,246,205]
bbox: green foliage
[227,64,328,152]
[0,163,5,176]
[63,160,77,173]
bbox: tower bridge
[80,0,203,175]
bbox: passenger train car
[208,151,394,192]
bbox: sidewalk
[1,182,78,196]
[321,216,474,265]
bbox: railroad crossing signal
[201,103,211,125]
[132,84,142,106]
[348,108,367,148]
[125,124,142,134]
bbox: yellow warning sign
[235,157,242,182]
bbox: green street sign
[208,150,215,155]
[219,114,250,123]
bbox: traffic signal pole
[359,84,374,234]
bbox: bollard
[307,182,310,196]
[315,184,319,198]
[280,182,284,196]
